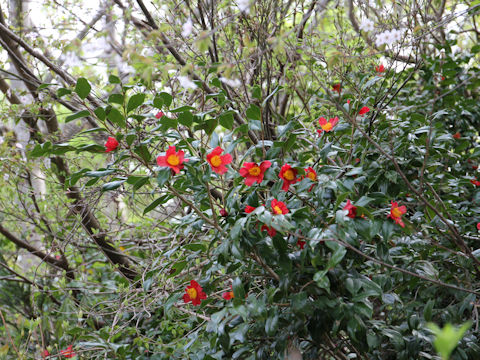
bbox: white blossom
[237,0,250,14]
[62,51,82,68]
[359,18,374,32]
[3,173,9,182]
[219,77,242,87]
[375,29,404,47]
[178,75,197,89]
[0,136,3,145]
[181,18,193,37]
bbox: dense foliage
[0,0,480,359]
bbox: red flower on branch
[471,179,480,186]
[343,199,357,219]
[239,161,271,186]
[477,222,480,231]
[222,286,234,300]
[157,146,189,174]
[261,224,277,237]
[304,167,317,191]
[297,239,306,249]
[207,146,232,174]
[358,106,370,116]
[375,64,385,74]
[317,116,339,134]
[245,205,256,213]
[42,350,50,358]
[155,111,165,119]
[183,280,207,306]
[388,201,407,228]
[453,132,461,139]
[219,209,228,217]
[60,345,75,358]
[105,136,119,152]
[279,164,298,192]
[332,83,341,93]
[271,199,288,215]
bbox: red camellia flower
[42,349,50,358]
[60,345,75,358]
[453,132,461,139]
[279,164,299,192]
[317,116,339,134]
[156,146,189,174]
[297,239,306,249]
[104,136,119,152]
[239,161,271,186]
[477,222,480,231]
[375,64,385,74]
[304,167,317,191]
[343,199,357,219]
[358,106,370,116]
[183,280,207,306]
[332,83,341,93]
[206,146,232,175]
[261,224,277,237]
[388,201,407,228]
[219,209,228,217]
[271,199,288,215]
[471,179,480,186]
[155,111,165,119]
[222,285,234,300]
[245,205,256,213]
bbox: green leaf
[134,145,151,163]
[75,77,91,99]
[153,96,163,109]
[57,88,71,97]
[246,104,261,120]
[177,111,193,127]
[108,74,121,84]
[126,93,145,113]
[108,93,124,105]
[30,142,52,157]
[428,322,472,360]
[85,169,115,178]
[232,277,245,300]
[168,260,187,277]
[252,85,262,100]
[101,179,126,191]
[219,112,234,130]
[157,168,171,187]
[106,107,126,128]
[65,110,90,123]
[160,116,178,130]
[171,105,196,113]
[183,243,206,252]
[94,107,106,121]
[159,92,173,107]
[327,245,346,269]
[143,197,165,215]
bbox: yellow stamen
[167,154,180,166]
[322,122,333,131]
[210,155,222,167]
[392,207,402,218]
[307,172,316,181]
[273,206,283,215]
[186,287,197,299]
[249,166,261,176]
[283,169,295,181]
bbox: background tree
[0,0,480,359]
